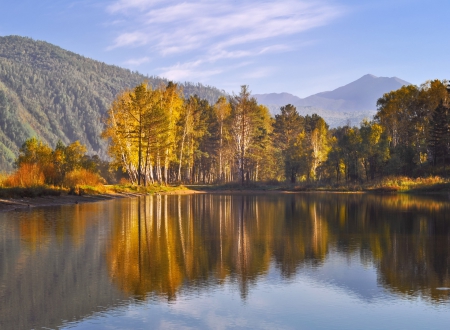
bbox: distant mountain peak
[253,74,411,127]
[361,74,377,79]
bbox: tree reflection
[106,193,450,303]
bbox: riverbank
[1,178,449,212]
[186,178,450,195]
[0,184,205,212]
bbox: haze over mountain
[0,36,225,171]
[254,74,410,127]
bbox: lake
[1,193,450,329]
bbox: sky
[0,0,448,97]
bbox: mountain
[0,35,225,171]
[254,74,411,127]
[253,92,302,106]
[297,74,410,111]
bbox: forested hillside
[0,35,225,171]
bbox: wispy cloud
[124,56,151,66]
[158,60,223,81]
[108,31,148,49]
[106,0,344,82]
[241,67,274,79]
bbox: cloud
[124,56,151,66]
[241,67,274,79]
[158,60,223,81]
[107,0,164,13]
[106,0,344,83]
[108,31,148,49]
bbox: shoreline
[1,185,448,213]
[0,189,341,212]
[0,188,212,213]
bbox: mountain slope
[0,35,225,171]
[253,74,410,127]
[254,74,410,112]
[297,74,410,111]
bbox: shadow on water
[0,193,450,328]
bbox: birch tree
[230,85,260,185]
[214,96,231,182]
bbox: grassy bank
[1,176,449,200]
[186,176,450,194]
[0,182,189,199]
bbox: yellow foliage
[63,169,105,187]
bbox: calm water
[1,193,450,329]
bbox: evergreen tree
[428,101,450,167]
[273,104,304,183]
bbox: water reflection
[0,203,126,330]
[106,195,273,301]
[1,193,450,329]
[106,193,450,303]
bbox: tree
[102,82,181,185]
[428,101,450,167]
[52,140,87,185]
[307,116,329,180]
[336,126,361,182]
[375,80,448,173]
[230,86,261,185]
[16,137,52,168]
[213,96,231,182]
[176,95,195,182]
[246,104,273,181]
[273,104,304,183]
[359,121,390,180]
[159,82,184,184]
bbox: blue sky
[0,0,448,97]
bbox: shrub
[119,178,131,185]
[3,164,45,187]
[63,169,105,187]
[0,172,8,187]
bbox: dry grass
[111,183,188,194]
[368,176,450,192]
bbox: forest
[2,78,448,190]
[2,36,448,188]
[101,79,450,186]
[0,36,225,172]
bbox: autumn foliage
[64,169,105,187]
[1,138,107,189]
[2,163,45,187]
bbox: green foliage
[0,36,225,169]
[2,35,448,185]
[273,104,304,182]
[428,101,450,166]
[376,79,449,174]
